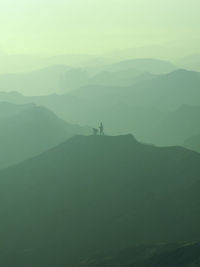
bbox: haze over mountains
[1,55,200,266]
[0,102,89,169]
[0,65,70,96]
[1,0,200,264]
[0,58,177,95]
[0,61,200,147]
[0,135,200,266]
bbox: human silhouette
[99,122,104,135]
[93,128,98,135]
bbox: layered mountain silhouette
[0,65,72,96]
[1,68,200,146]
[88,69,154,87]
[184,133,200,153]
[0,102,89,168]
[131,69,200,109]
[178,53,200,71]
[0,58,177,96]
[0,134,200,266]
[147,105,200,146]
[70,69,200,108]
[105,58,177,74]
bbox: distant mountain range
[104,58,177,74]
[0,65,71,96]
[178,54,200,71]
[184,133,200,153]
[147,105,200,146]
[1,68,200,146]
[0,58,178,96]
[0,102,90,168]
[0,134,200,266]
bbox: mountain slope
[130,69,200,109]
[184,133,200,153]
[0,65,70,96]
[0,135,200,265]
[105,58,177,74]
[147,105,200,146]
[89,68,150,87]
[1,69,200,146]
[0,102,89,168]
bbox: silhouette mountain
[147,105,200,146]
[89,69,155,87]
[0,101,35,118]
[178,53,200,71]
[0,134,200,266]
[105,58,177,74]
[67,69,200,110]
[1,69,200,146]
[130,69,200,109]
[0,65,70,96]
[184,133,200,153]
[0,102,89,168]
[0,58,173,96]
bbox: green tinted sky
[0,0,199,56]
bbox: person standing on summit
[99,122,104,135]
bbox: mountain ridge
[0,134,200,266]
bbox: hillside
[0,102,89,168]
[0,135,200,265]
[0,65,70,96]
[1,69,200,146]
[184,133,200,153]
[147,105,200,146]
[70,69,200,108]
[130,69,200,109]
[88,69,154,87]
[104,58,177,74]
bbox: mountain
[147,105,200,146]
[60,68,89,91]
[0,94,166,140]
[0,101,35,119]
[0,65,71,96]
[59,58,177,91]
[1,69,200,146]
[126,69,200,109]
[68,69,200,109]
[0,102,89,168]
[177,54,200,72]
[0,53,100,74]
[0,134,200,266]
[105,58,177,74]
[89,69,155,87]
[184,134,200,153]
[0,91,28,104]
[0,65,153,95]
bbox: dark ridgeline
[0,59,200,266]
[1,69,200,148]
[184,132,200,153]
[0,102,90,169]
[0,134,200,266]
[0,58,177,95]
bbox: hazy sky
[0,0,199,57]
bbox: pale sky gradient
[0,0,199,57]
